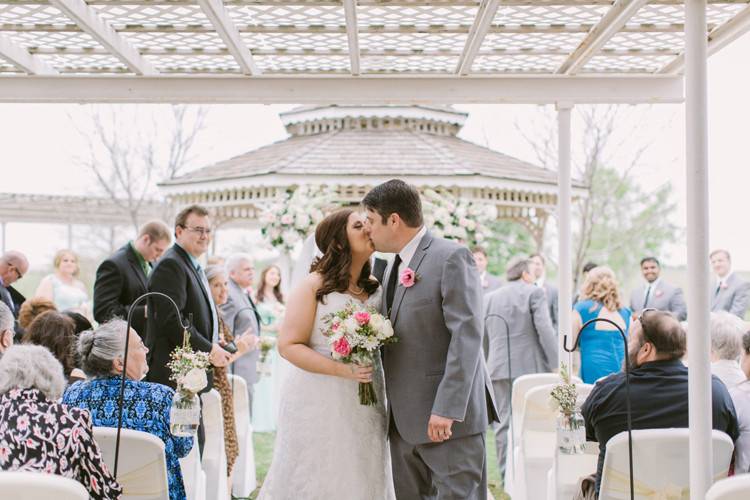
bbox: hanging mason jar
[557,409,586,454]
[170,389,201,437]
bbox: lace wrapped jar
[169,390,200,437]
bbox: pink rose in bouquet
[333,337,352,357]
[354,311,371,326]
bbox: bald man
[0,250,29,335]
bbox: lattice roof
[0,0,748,78]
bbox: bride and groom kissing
[259,179,499,500]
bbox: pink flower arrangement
[354,311,371,325]
[400,267,418,288]
[333,337,352,357]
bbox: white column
[1,222,6,253]
[556,102,573,370]
[686,0,712,497]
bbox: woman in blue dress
[572,266,631,384]
[63,319,194,500]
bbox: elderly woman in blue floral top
[0,344,122,499]
[63,319,194,500]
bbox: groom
[364,179,498,500]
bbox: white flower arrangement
[421,189,497,247]
[167,331,211,397]
[260,184,336,253]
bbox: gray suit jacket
[630,280,688,321]
[382,231,498,445]
[543,282,559,332]
[483,280,558,381]
[711,273,750,318]
[220,279,261,386]
[482,273,503,294]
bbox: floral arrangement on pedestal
[421,189,498,248]
[260,184,337,253]
[167,330,211,437]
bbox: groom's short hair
[363,179,423,228]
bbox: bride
[259,208,395,500]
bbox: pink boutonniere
[655,290,664,298]
[720,282,729,290]
[400,267,420,288]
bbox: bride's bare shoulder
[304,272,324,291]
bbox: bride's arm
[278,274,372,383]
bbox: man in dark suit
[530,253,559,332]
[146,205,232,391]
[93,221,171,339]
[0,250,29,337]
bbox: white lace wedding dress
[258,288,395,500]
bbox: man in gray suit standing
[483,256,558,478]
[710,249,750,318]
[630,256,687,321]
[364,179,498,500]
[472,246,503,294]
[221,253,261,411]
[530,253,559,332]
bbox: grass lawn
[237,431,509,499]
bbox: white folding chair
[201,389,229,500]
[547,441,599,500]
[706,474,750,500]
[179,441,206,500]
[599,429,734,499]
[0,471,89,500]
[227,374,257,496]
[92,427,169,500]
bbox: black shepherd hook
[114,292,190,478]
[484,313,513,478]
[563,317,634,500]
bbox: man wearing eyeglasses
[0,250,29,336]
[146,204,232,394]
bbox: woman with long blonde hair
[572,266,632,383]
[34,249,90,316]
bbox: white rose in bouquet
[369,314,385,336]
[280,213,294,225]
[181,368,207,394]
[381,320,394,339]
[344,316,360,336]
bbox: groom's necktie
[386,255,402,316]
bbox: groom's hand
[428,414,454,442]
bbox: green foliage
[484,219,537,277]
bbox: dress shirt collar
[397,226,427,269]
[645,277,661,289]
[717,271,734,286]
[176,242,201,270]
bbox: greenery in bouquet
[259,184,337,253]
[549,364,578,414]
[167,332,211,397]
[421,189,498,248]
[258,336,277,363]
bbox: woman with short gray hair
[0,345,122,499]
[63,319,194,500]
[710,311,746,388]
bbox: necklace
[348,282,364,295]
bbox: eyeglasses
[180,225,212,236]
[9,264,22,280]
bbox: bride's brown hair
[309,208,379,303]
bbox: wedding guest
[34,249,90,316]
[710,249,750,318]
[710,311,747,388]
[529,253,559,331]
[63,319,193,500]
[206,265,257,481]
[22,310,85,384]
[630,256,687,321]
[0,345,122,499]
[573,261,598,305]
[572,266,631,384]
[472,246,502,294]
[221,253,261,417]
[483,256,557,478]
[254,264,287,431]
[0,250,29,334]
[146,205,232,391]
[0,302,14,357]
[17,296,56,330]
[94,220,171,339]
[580,310,738,497]
[64,310,93,335]
[729,330,750,473]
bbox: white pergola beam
[48,0,156,75]
[343,0,360,76]
[196,0,261,76]
[0,34,58,75]
[0,75,684,104]
[456,0,502,75]
[557,0,649,75]
[661,3,750,73]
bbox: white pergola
[2,0,749,496]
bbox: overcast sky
[2,32,749,271]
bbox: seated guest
[17,296,56,330]
[572,266,632,384]
[63,319,194,500]
[34,249,90,316]
[582,310,738,496]
[0,250,29,336]
[0,302,14,357]
[22,310,85,384]
[710,311,747,388]
[0,345,122,499]
[730,330,750,473]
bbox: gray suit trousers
[490,379,512,478]
[389,420,488,500]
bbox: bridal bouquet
[321,302,397,405]
[167,330,211,436]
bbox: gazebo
[159,104,587,248]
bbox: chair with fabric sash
[0,471,89,500]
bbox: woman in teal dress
[572,266,631,384]
[252,265,286,432]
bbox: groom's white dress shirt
[387,225,427,283]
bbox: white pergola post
[686,0,712,497]
[1,222,6,253]
[556,102,573,370]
